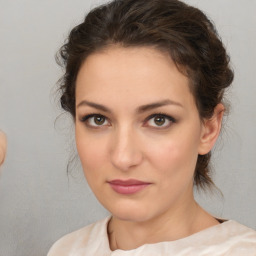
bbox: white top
[48,216,256,256]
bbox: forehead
[75,46,196,111]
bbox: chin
[107,201,154,223]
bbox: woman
[0,131,7,167]
[48,0,256,254]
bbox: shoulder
[203,220,256,254]
[223,221,256,245]
[47,216,111,256]
[222,220,256,237]
[148,220,256,255]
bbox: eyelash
[80,113,109,128]
[144,113,176,128]
[79,112,176,129]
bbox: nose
[110,126,143,171]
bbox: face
[0,131,7,166]
[75,46,209,222]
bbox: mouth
[107,179,151,195]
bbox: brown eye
[94,116,105,125]
[145,113,175,129]
[81,114,109,127]
[154,116,165,126]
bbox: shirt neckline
[100,216,233,253]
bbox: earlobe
[198,104,225,155]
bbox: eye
[80,114,110,128]
[145,113,175,128]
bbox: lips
[107,179,151,195]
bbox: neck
[107,194,219,251]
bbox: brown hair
[57,0,234,189]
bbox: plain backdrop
[0,0,255,255]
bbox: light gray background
[0,0,255,255]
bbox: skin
[75,46,224,251]
[0,131,7,166]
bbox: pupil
[94,116,105,125]
[154,116,165,126]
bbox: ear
[198,104,224,155]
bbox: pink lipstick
[108,179,151,195]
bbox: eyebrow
[76,99,183,113]
[77,100,111,112]
[137,99,183,113]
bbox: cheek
[146,133,199,176]
[146,137,199,200]
[75,128,107,178]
